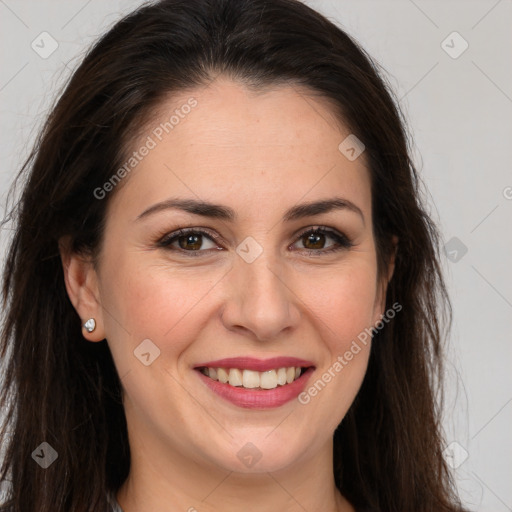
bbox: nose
[220,253,301,342]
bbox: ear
[59,236,106,342]
[372,235,398,326]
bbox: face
[66,77,394,476]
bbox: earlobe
[59,236,105,342]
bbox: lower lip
[196,367,315,409]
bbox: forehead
[109,78,371,221]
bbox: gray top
[107,491,124,512]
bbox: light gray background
[1,1,511,510]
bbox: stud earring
[83,318,96,333]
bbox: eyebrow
[136,197,365,226]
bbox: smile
[194,357,315,409]
[198,366,306,390]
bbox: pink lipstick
[194,357,315,409]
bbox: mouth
[196,365,310,390]
[193,357,315,409]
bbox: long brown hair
[0,0,467,510]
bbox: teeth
[260,369,277,389]
[228,368,243,387]
[200,366,306,389]
[242,370,260,388]
[217,367,229,383]
[276,367,287,386]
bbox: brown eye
[157,228,220,255]
[302,231,327,250]
[178,233,203,250]
[292,227,354,254]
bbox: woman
[0,0,468,511]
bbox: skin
[61,77,396,512]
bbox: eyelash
[156,226,354,257]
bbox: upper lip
[194,357,315,372]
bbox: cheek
[293,261,378,348]
[98,253,223,369]
[294,266,375,428]
[123,270,209,335]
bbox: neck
[116,417,354,512]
